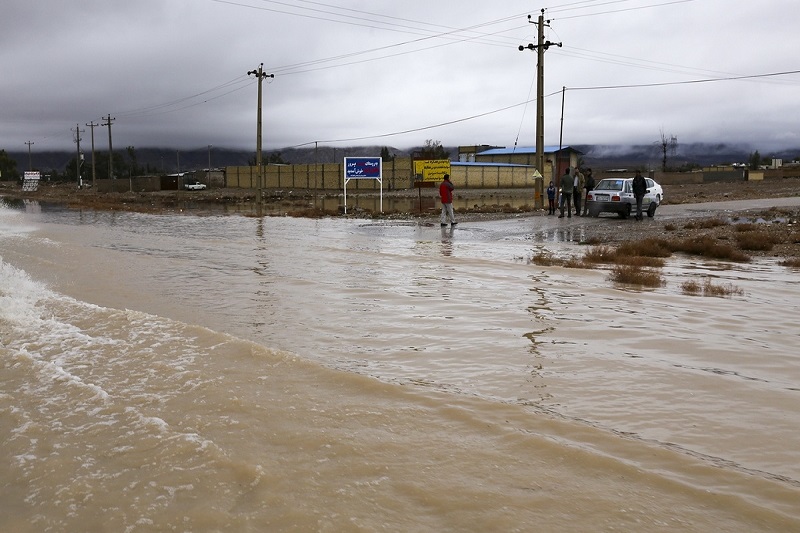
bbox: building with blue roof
[458,145,582,181]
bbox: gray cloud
[2,0,799,154]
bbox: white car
[586,177,662,218]
[184,181,207,191]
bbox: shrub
[609,265,663,287]
[735,231,774,251]
[617,238,673,258]
[530,253,560,266]
[681,278,744,297]
[734,223,758,232]
[583,245,617,264]
[684,218,728,229]
[672,236,750,262]
[780,257,800,268]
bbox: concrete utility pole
[207,144,212,182]
[519,9,562,179]
[247,63,274,212]
[72,124,85,189]
[25,141,34,170]
[102,114,115,179]
[86,121,98,188]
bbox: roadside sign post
[343,157,382,214]
[22,171,41,192]
[413,159,451,212]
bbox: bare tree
[655,129,678,171]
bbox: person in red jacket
[439,174,457,227]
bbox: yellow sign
[414,160,451,182]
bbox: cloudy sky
[2,0,799,154]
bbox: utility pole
[72,124,85,189]
[558,86,566,171]
[24,141,34,170]
[86,121,98,189]
[519,9,562,205]
[102,114,115,179]
[207,144,212,183]
[247,63,274,213]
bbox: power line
[566,69,800,91]
[549,0,695,20]
[289,69,798,147]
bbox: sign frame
[343,157,383,214]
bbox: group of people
[442,167,649,225]
[546,166,596,218]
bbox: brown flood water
[1,200,798,531]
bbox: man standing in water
[573,166,585,216]
[558,167,573,218]
[439,174,457,227]
[632,169,648,221]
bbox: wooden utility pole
[247,63,274,213]
[102,114,115,179]
[519,10,562,206]
[24,141,34,170]
[86,121,98,188]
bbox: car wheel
[620,204,631,219]
[647,203,657,217]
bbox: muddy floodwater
[1,199,798,532]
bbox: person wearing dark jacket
[632,170,648,221]
[546,181,556,215]
[582,168,596,216]
[558,168,573,218]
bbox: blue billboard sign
[344,157,382,179]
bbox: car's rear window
[595,179,625,191]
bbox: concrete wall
[226,158,415,192]
[225,158,542,192]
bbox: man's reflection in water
[440,225,454,256]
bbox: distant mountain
[4,145,416,173]
[6,143,798,174]
[576,143,800,169]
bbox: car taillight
[612,195,621,201]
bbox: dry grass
[581,235,608,245]
[617,238,673,258]
[530,253,592,269]
[530,253,560,266]
[671,236,751,262]
[609,265,664,287]
[681,278,744,297]
[734,223,759,232]
[734,231,775,251]
[582,245,618,264]
[780,257,800,267]
[684,218,729,229]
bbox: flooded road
[1,197,799,531]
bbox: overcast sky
[3,0,799,155]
